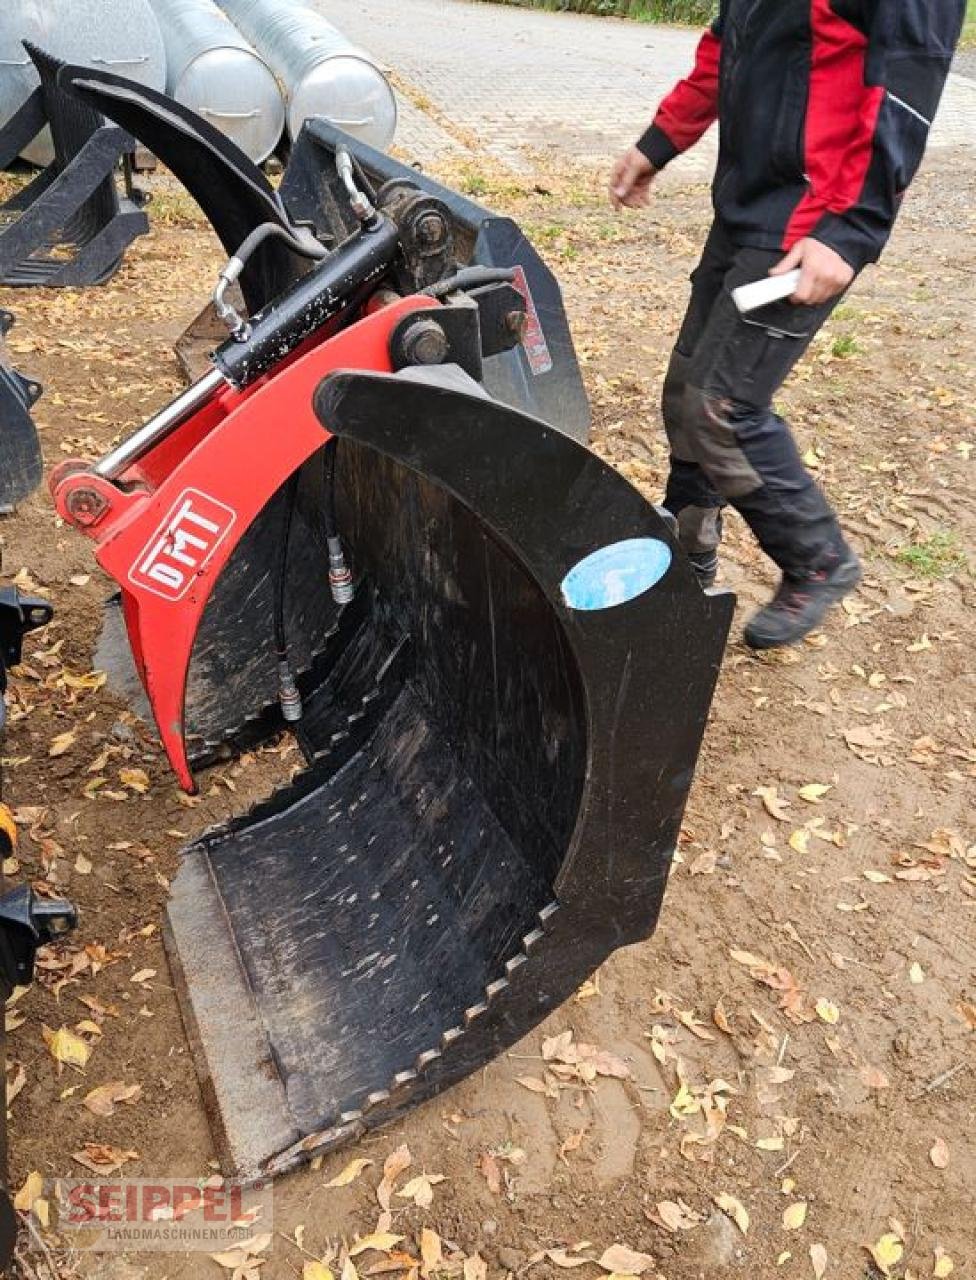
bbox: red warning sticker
[511,265,553,376]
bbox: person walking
[610,0,964,648]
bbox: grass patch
[963,0,976,47]
[481,0,714,22]
[830,334,860,359]
[894,531,968,579]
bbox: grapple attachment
[168,371,733,1176]
[47,70,734,1176]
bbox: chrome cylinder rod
[94,367,226,480]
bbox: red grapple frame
[51,297,436,792]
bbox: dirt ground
[0,135,973,1280]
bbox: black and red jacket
[637,0,964,271]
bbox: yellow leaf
[909,962,925,985]
[49,730,77,758]
[933,1247,954,1278]
[463,1257,488,1280]
[669,1082,699,1118]
[714,1192,749,1236]
[14,1171,43,1212]
[863,869,892,884]
[789,829,810,855]
[809,1243,827,1279]
[119,768,150,794]
[420,1228,442,1275]
[349,1234,404,1258]
[756,1136,785,1152]
[45,1026,91,1069]
[304,1265,335,1280]
[754,786,790,821]
[776,1252,792,1267]
[815,998,840,1025]
[324,1157,373,1188]
[869,1234,903,1277]
[783,1202,808,1231]
[798,784,832,803]
[597,1245,655,1275]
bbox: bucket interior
[190,443,588,1127]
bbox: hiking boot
[743,547,862,650]
[688,549,718,589]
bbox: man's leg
[660,223,734,587]
[681,244,861,646]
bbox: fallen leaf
[597,1245,655,1275]
[130,968,156,985]
[72,1144,138,1174]
[44,1025,91,1069]
[69,574,91,587]
[120,767,150,794]
[783,1202,808,1231]
[754,786,791,821]
[809,1243,827,1279]
[350,1234,404,1258]
[655,1200,701,1232]
[868,1233,903,1277]
[324,1157,373,1188]
[420,1228,442,1277]
[478,1152,502,1195]
[689,850,717,876]
[798,784,832,803]
[815,998,840,1025]
[304,1264,335,1280]
[14,1171,43,1213]
[49,730,77,758]
[713,1193,749,1236]
[909,962,925,985]
[933,1247,954,1278]
[397,1173,445,1208]
[463,1257,487,1280]
[547,1250,593,1269]
[516,1075,552,1095]
[83,1081,142,1116]
[789,829,811,854]
[929,1137,949,1169]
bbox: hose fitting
[277,660,303,723]
[327,536,354,605]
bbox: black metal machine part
[0,310,44,511]
[166,371,734,1177]
[0,590,76,1270]
[281,119,591,442]
[212,214,400,390]
[0,45,148,289]
[47,68,594,779]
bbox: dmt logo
[129,489,236,602]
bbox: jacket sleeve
[810,0,965,271]
[636,16,723,170]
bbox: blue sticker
[560,538,672,612]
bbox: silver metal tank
[149,0,284,163]
[0,0,166,167]
[215,0,396,151]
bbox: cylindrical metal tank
[0,0,166,167]
[215,0,396,151]
[149,0,284,163]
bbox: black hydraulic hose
[322,438,338,541]
[422,265,517,299]
[273,472,300,661]
[272,473,315,763]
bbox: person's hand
[609,146,657,210]
[770,238,854,305]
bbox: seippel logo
[128,488,236,603]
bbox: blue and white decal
[560,538,672,612]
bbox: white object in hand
[732,269,802,314]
